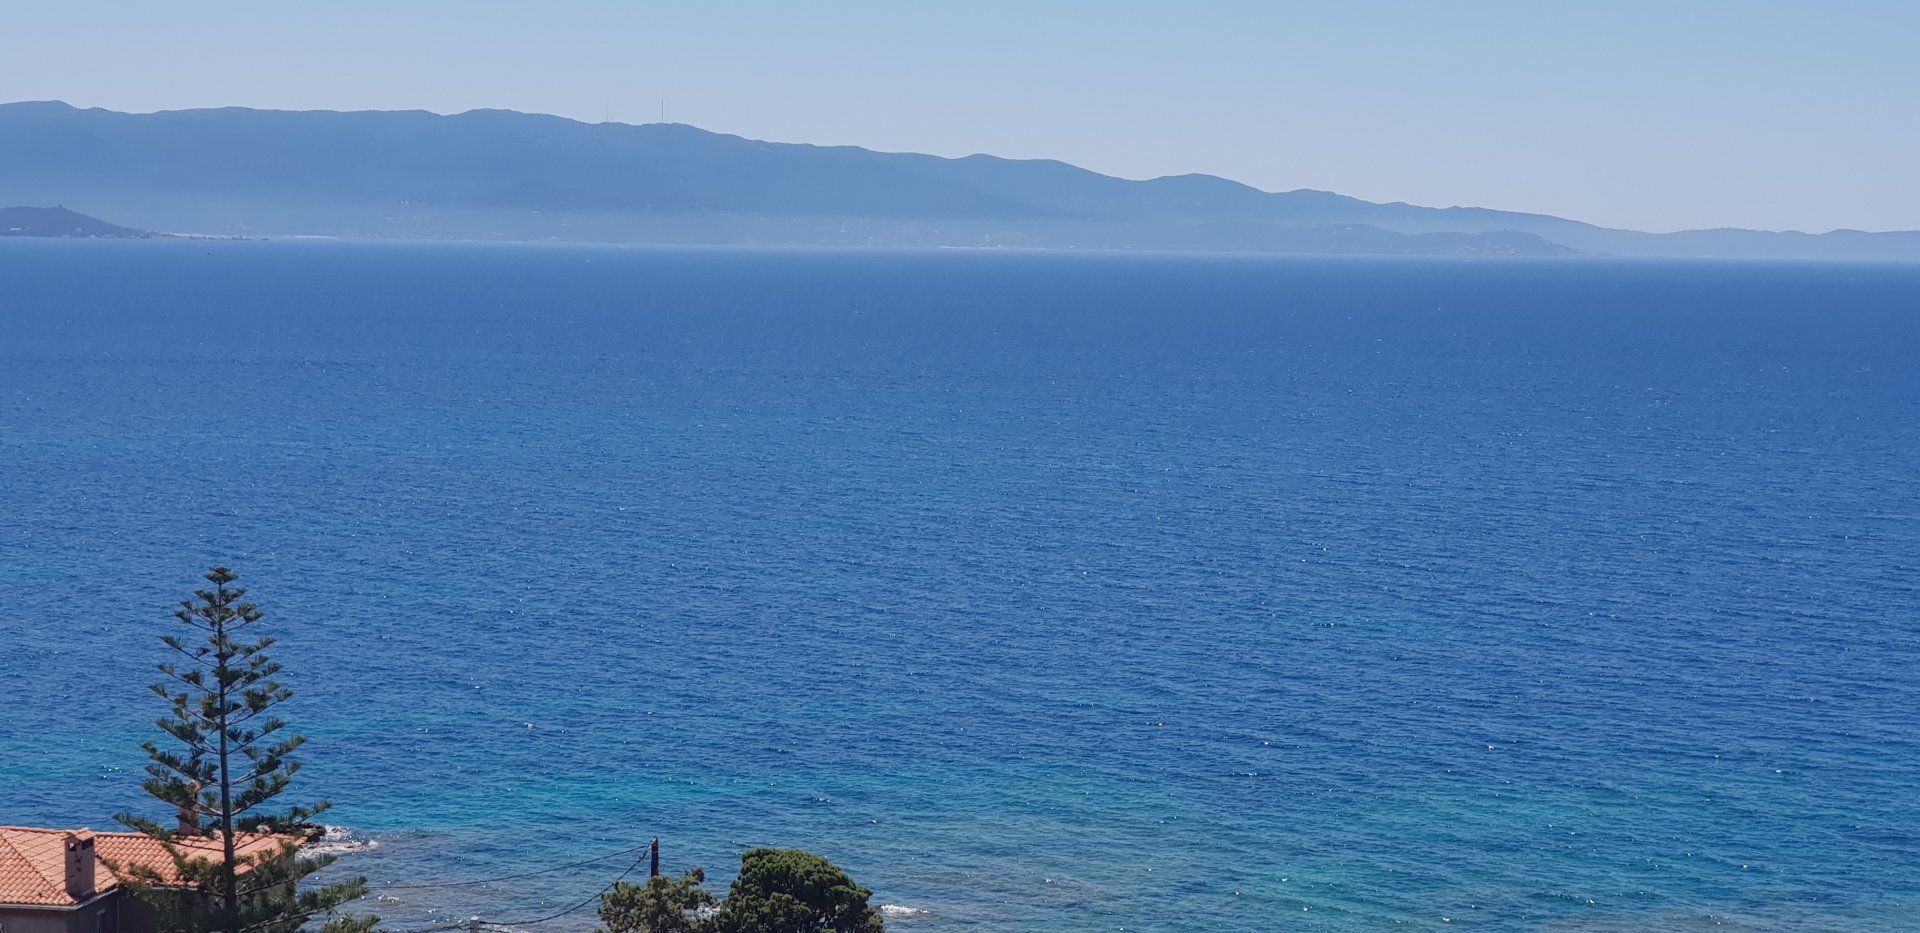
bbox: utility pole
[650,837,661,878]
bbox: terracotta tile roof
[0,827,298,908]
[0,827,74,906]
[94,831,294,888]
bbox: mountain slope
[0,205,150,238]
[1,101,1910,259]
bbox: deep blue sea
[2,241,1917,931]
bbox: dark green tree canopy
[713,849,883,933]
[597,868,716,933]
[596,849,882,933]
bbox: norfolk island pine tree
[110,567,374,933]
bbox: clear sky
[5,1,1915,232]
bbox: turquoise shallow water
[2,241,1918,931]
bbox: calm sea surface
[2,241,1917,931]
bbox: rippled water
[2,241,1917,931]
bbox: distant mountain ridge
[2,100,1913,259]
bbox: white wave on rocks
[879,904,930,920]
[305,825,380,855]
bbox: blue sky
[5,1,1915,232]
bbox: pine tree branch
[154,666,216,695]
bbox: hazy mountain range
[3,100,1915,260]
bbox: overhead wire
[470,847,653,928]
[378,841,653,890]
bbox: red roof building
[0,827,295,933]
